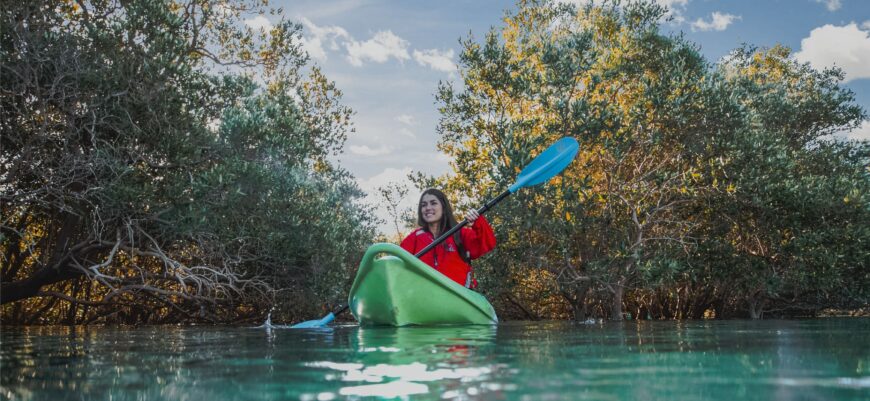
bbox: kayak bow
[348,243,498,326]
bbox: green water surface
[1,319,868,400]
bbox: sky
[257,0,870,235]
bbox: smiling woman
[399,189,496,289]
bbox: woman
[400,188,496,288]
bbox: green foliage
[433,0,869,320]
[1,0,376,324]
[685,46,870,317]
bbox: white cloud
[395,114,418,126]
[345,30,411,66]
[844,120,870,141]
[412,49,457,72]
[655,0,691,25]
[349,144,394,156]
[814,0,842,12]
[357,167,414,194]
[398,128,416,139]
[794,23,870,82]
[299,36,328,61]
[691,12,740,32]
[296,19,417,68]
[298,17,351,62]
[244,15,273,31]
[862,20,870,30]
[656,0,690,24]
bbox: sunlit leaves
[433,0,869,320]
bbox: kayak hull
[348,243,498,326]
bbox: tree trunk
[611,284,624,321]
[0,264,83,304]
[64,279,83,325]
[503,293,537,320]
[749,296,765,319]
[567,284,589,321]
[2,210,88,304]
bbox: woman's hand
[465,209,480,225]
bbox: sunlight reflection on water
[306,360,493,383]
[2,320,869,401]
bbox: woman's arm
[461,215,496,259]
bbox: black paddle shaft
[414,189,511,259]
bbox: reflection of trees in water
[344,325,503,399]
[354,325,498,366]
[0,326,350,400]
[2,321,867,400]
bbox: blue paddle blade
[508,137,579,193]
[290,312,336,328]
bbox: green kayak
[347,243,498,326]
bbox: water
[1,319,868,400]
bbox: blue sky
[257,0,870,234]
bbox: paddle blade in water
[508,137,579,193]
[290,312,335,328]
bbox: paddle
[289,136,579,328]
[413,136,579,259]
[289,304,348,328]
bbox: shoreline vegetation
[818,308,870,317]
[2,0,868,326]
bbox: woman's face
[420,194,443,224]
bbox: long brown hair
[416,188,470,263]
[417,188,458,234]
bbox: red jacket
[400,216,496,288]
